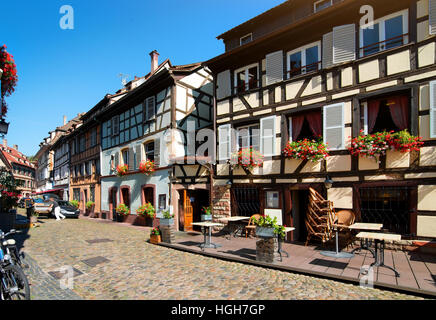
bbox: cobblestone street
[13,213,424,300]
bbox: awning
[33,188,64,195]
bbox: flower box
[149,234,161,244]
[256,226,275,238]
[160,218,174,226]
[201,214,212,221]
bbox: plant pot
[201,214,212,221]
[160,218,174,226]
[256,226,275,238]
[150,234,161,244]
[116,214,125,222]
[145,216,154,227]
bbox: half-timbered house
[206,0,436,242]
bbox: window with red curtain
[290,110,322,141]
[368,95,410,134]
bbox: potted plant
[149,227,161,244]
[201,205,212,221]
[232,147,264,172]
[252,215,284,239]
[139,160,155,176]
[116,164,128,177]
[283,137,329,162]
[0,168,20,232]
[86,201,95,215]
[115,203,130,222]
[137,202,155,226]
[160,210,174,226]
[69,200,79,209]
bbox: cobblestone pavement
[16,214,423,300]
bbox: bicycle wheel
[1,264,30,300]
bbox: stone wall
[256,238,279,263]
[212,185,231,227]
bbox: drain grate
[81,256,110,267]
[48,268,83,280]
[85,239,114,244]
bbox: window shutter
[323,103,345,150]
[154,138,160,167]
[288,117,293,142]
[322,32,334,69]
[218,124,231,161]
[430,0,436,35]
[333,24,356,64]
[114,152,119,169]
[128,147,135,171]
[135,144,142,170]
[266,50,283,85]
[217,70,231,100]
[430,80,436,138]
[112,115,119,136]
[146,96,156,120]
[260,116,276,156]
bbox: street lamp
[0,118,9,136]
[324,175,333,190]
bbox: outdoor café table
[356,232,401,277]
[348,223,383,257]
[277,227,295,262]
[320,224,354,259]
[191,222,224,251]
[219,216,250,240]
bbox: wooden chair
[244,214,261,238]
[305,188,335,246]
[334,210,356,250]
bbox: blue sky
[1,0,284,156]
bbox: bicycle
[0,229,30,300]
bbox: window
[234,63,259,94]
[90,185,95,202]
[289,111,322,142]
[90,127,97,147]
[237,124,260,151]
[158,194,166,210]
[79,135,86,153]
[145,97,155,121]
[265,191,280,209]
[73,188,81,201]
[287,42,321,78]
[85,161,92,176]
[360,10,408,57]
[112,115,120,136]
[121,149,129,166]
[314,0,332,13]
[95,159,100,175]
[240,33,252,46]
[144,142,155,162]
[80,163,85,176]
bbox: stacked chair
[305,188,336,246]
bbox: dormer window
[240,33,253,46]
[314,0,332,13]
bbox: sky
[0,0,285,157]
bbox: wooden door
[183,190,193,232]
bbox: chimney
[150,50,159,74]
[2,139,6,147]
[13,144,18,151]
[63,115,67,126]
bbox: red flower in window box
[232,147,264,171]
[0,45,18,116]
[139,160,155,176]
[116,164,128,177]
[283,138,329,162]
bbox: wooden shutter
[323,103,345,150]
[135,144,142,170]
[430,80,436,138]
[260,116,276,156]
[218,124,231,160]
[430,0,436,35]
[333,24,356,64]
[128,147,135,171]
[322,32,334,69]
[266,50,283,85]
[112,115,119,136]
[154,138,160,167]
[146,96,156,120]
[217,70,231,100]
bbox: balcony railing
[287,61,321,79]
[360,33,409,58]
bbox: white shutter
[323,103,345,150]
[363,102,368,135]
[430,0,436,35]
[430,80,436,138]
[217,70,231,100]
[260,116,276,156]
[333,24,356,64]
[288,117,293,142]
[322,32,334,69]
[266,50,283,85]
[218,124,231,160]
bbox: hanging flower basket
[0,45,18,116]
[283,138,329,162]
[139,160,155,176]
[349,130,424,159]
[232,147,264,172]
[116,164,128,177]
